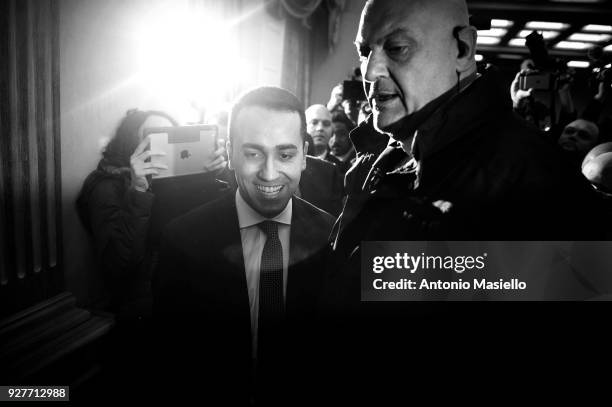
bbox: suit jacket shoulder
[292,195,335,250]
[300,156,344,216]
[156,191,245,294]
[162,190,238,250]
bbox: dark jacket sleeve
[87,179,154,283]
[330,162,345,216]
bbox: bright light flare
[135,11,244,114]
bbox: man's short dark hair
[331,111,356,131]
[228,86,306,143]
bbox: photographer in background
[511,35,610,169]
[327,83,372,126]
[329,111,357,174]
[327,66,367,124]
[510,32,578,132]
[78,108,235,317]
[77,109,176,317]
[511,59,558,131]
[555,48,610,167]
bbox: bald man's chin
[373,112,404,138]
[373,122,394,137]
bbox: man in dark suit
[329,111,357,174]
[153,87,334,405]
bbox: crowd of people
[76,0,612,404]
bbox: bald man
[305,104,343,167]
[558,119,600,155]
[329,0,600,253]
[315,1,606,400]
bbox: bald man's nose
[362,49,388,82]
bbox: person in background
[558,118,601,166]
[76,109,175,317]
[327,83,345,116]
[511,57,610,169]
[305,104,342,167]
[329,111,356,174]
[509,58,553,130]
[327,67,364,124]
[557,80,610,168]
[76,109,181,403]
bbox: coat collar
[350,68,510,165]
[349,115,390,157]
[410,67,511,163]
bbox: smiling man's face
[355,0,460,132]
[228,106,306,217]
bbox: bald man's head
[558,119,600,153]
[362,0,470,30]
[306,104,333,152]
[356,0,477,133]
[306,104,331,122]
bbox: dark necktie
[257,221,285,361]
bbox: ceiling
[467,0,612,66]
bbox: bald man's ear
[454,25,478,74]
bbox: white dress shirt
[235,189,291,356]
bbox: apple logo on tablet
[180,150,191,159]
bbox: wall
[59,0,286,307]
[309,1,363,106]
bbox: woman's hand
[203,138,228,173]
[130,136,168,192]
[327,84,343,111]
